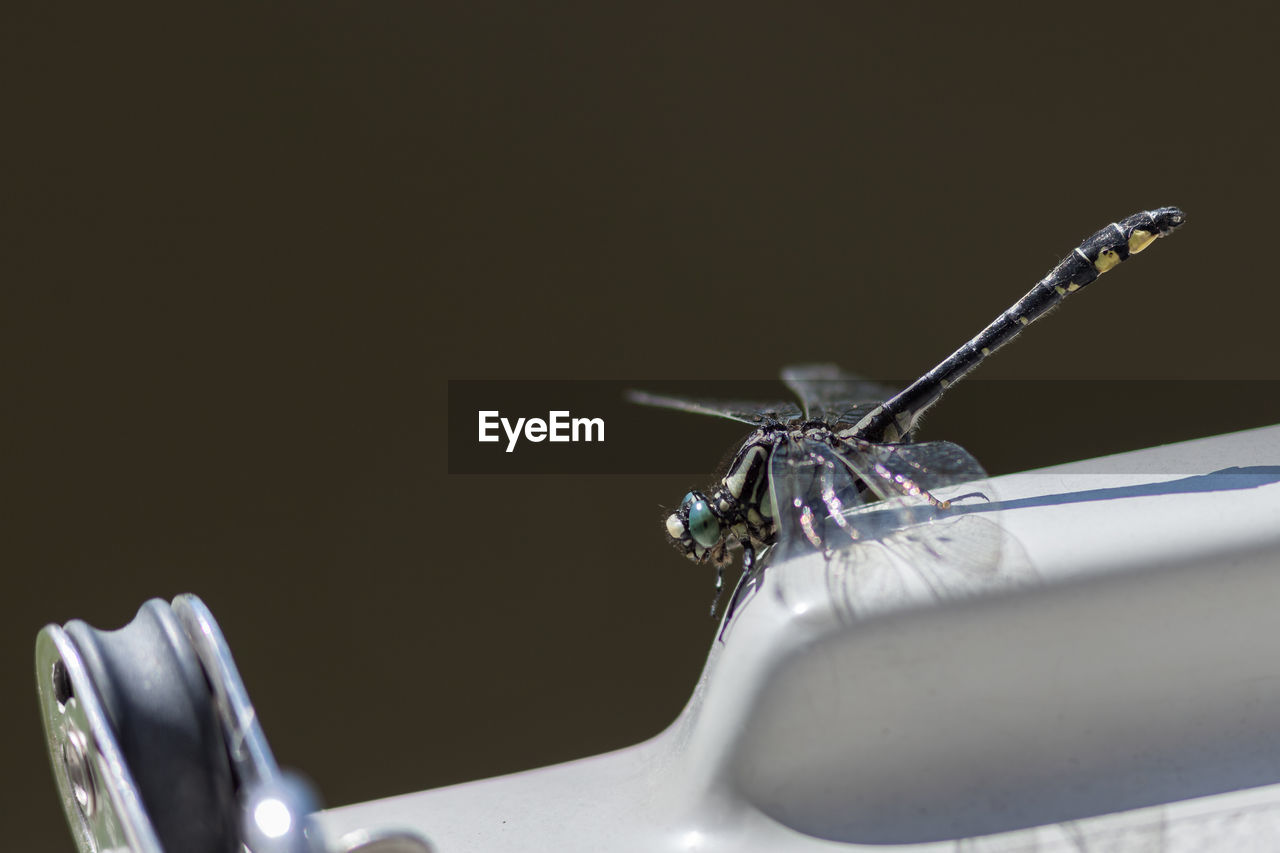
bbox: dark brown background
[7,5,1280,850]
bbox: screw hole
[52,659,73,707]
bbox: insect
[630,207,1186,622]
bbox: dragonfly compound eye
[665,490,720,554]
[687,499,721,548]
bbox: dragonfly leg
[924,489,952,510]
[945,489,990,506]
[707,541,733,616]
[718,544,761,641]
[709,561,725,617]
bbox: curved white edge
[318,424,1280,852]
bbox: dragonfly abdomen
[854,207,1185,442]
[979,206,1186,351]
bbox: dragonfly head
[666,490,728,561]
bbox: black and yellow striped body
[853,207,1185,443]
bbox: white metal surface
[319,425,1280,851]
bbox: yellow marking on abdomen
[1094,249,1121,273]
[1128,229,1155,254]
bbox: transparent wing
[767,434,882,561]
[626,389,802,425]
[780,364,898,424]
[824,510,1034,622]
[767,435,1036,621]
[832,437,989,501]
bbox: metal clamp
[36,594,432,853]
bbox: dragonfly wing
[771,436,1036,617]
[894,514,1030,596]
[834,511,1037,605]
[780,364,897,425]
[821,538,916,622]
[767,434,879,562]
[821,511,1035,620]
[626,389,802,426]
[831,437,989,502]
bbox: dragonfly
[630,207,1186,624]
